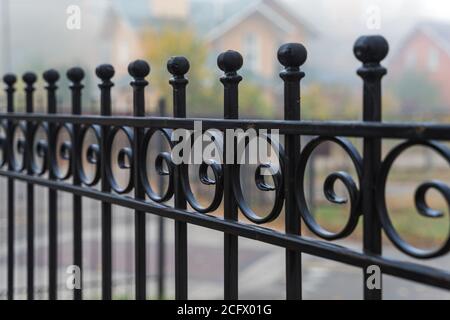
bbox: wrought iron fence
[0,34,450,300]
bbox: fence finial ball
[3,73,17,86]
[167,56,190,76]
[277,43,307,68]
[128,60,150,79]
[43,69,60,84]
[95,64,115,81]
[22,72,37,85]
[67,67,85,83]
[217,50,243,73]
[354,35,389,64]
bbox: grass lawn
[311,203,449,249]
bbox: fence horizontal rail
[0,168,449,291]
[1,113,450,140]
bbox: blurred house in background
[102,0,190,71]
[100,0,190,110]
[101,0,316,112]
[390,21,450,115]
[204,0,316,107]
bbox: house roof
[205,0,317,41]
[401,20,450,58]
[110,0,153,29]
[205,0,292,41]
[109,0,317,39]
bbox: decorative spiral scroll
[140,128,174,203]
[51,123,73,180]
[181,160,224,213]
[78,124,101,186]
[295,136,362,240]
[179,130,224,213]
[0,122,8,168]
[105,126,134,194]
[232,134,284,224]
[11,122,27,172]
[375,140,450,259]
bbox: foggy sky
[0,0,448,80]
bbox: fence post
[43,69,59,300]
[96,64,114,300]
[167,56,189,300]
[67,67,84,300]
[278,43,307,300]
[157,97,166,300]
[23,72,37,300]
[3,73,16,300]
[218,50,242,300]
[128,60,150,300]
[354,35,388,300]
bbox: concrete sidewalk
[1,212,449,299]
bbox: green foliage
[143,27,209,105]
[301,84,360,120]
[142,27,272,117]
[301,82,403,121]
[392,69,443,115]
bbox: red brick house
[390,21,450,110]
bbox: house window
[428,47,439,72]
[243,33,260,73]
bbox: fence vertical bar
[157,97,166,300]
[354,35,388,300]
[43,69,59,300]
[23,72,37,300]
[67,67,84,300]
[4,73,16,300]
[167,56,189,300]
[128,60,150,300]
[218,51,242,300]
[96,64,114,300]
[278,43,307,300]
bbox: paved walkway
[1,211,449,300]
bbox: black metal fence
[0,35,450,300]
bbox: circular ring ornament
[78,124,101,186]
[177,130,224,213]
[232,133,285,224]
[140,128,174,203]
[295,136,362,240]
[105,126,134,194]
[11,122,27,172]
[30,123,49,176]
[376,140,450,259]
[51,123,73,180]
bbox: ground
[0,200,449,300]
